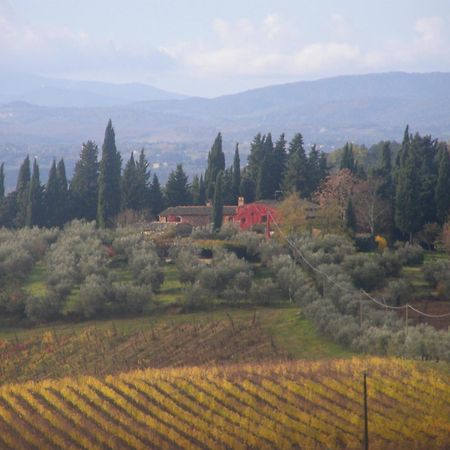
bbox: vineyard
[0,357,448,449]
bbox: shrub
[394,243,424,265]
[385,279,413,306]
[25,294,60,323]
[354,233,376,252]
[422,260,450,288]
[250,279,281,304]
[379,251,402,277]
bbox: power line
[268,211,450,319]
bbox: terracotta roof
[159,205,237,217]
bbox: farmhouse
[158,205,237,226]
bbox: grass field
[0,307,352,385]
[0,357,448,449]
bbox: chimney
[238,196,245,207]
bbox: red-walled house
[234,199,279,233]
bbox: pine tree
[0,162,4,200]
[340,143,356,172]
[165,164,191,206]
[70,141,99,221]
[44,160,59,227]
[256,153,274,200]
[121,152,138,211]
[435,143,450,225]
[212,171,224,232]
[282,133,308,195]
[97,120,122,227]
[306,144,328,197]
[56,158,68,226]
[149,174,164,215]
[247,133,265,183]
[26,158,42,227]
[205,133,225,199]
[232,143,241,202]
[15,155,31,227]
[240,169,256,203]
[135,148,151,211]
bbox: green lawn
[23,261,47,296]
[157,263,184,304]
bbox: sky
[1,0,450,97]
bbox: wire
[268,211,450,319]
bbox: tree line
[0,121,329,229]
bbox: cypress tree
[165,164,191,207]
[15,155,31,227]
[149,174,164,215]
[256,152,274,200]
[0,162,4,200]
[222,168,234,204]
[306,144,328,197]
[56,158,68,226]
[340,143,356,172]
[26,158,42,227]
[232,143,241,202]
[282,133,308,195]
[240,169,256,203]
[247,133,265,183]
[198,174,206,205]
[272,133,287,193]
[190,175,201,205]
[435,143,450,225]
[345,198,357,232]
[135,148,151,211]
[121,152,138,210]
[69,141,99,221]
[212,171,224,232]
[97,120,122,227]
[205,133,225,199]
[44,160,59,227]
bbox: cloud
[0,0,174,76]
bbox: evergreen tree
[222,168,234,204]
[435,143,450,225]
[190,175,201,205]
[56,158,68,226]
[232,143,241,202]
[282,133,308,195]
[165,164,191,206]
[212,171,224,232]
[345,198,357,232]
[306,145,328,197]
[198,174,206,205]
[44,160,59,227]
[256,152,274,200]
[376,142,395,238]
[205,133,225,199]
[0,162,4,200]
[97,120,122,227]
[247,133,265,182]
[149,174,164,215]
[26,158,42,227]
[135,149,151,211]
[272,133,287,192]
[395,149,420,240]
[240,169,256,203]
[15,155,31,227]
[121,152,138,210]
[340,143,356,172]
[69,141,99,221]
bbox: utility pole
[363,371,369,450]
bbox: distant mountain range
[1,71,450,186]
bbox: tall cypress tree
[198,174,206,205]
[272,133,287,193]
[340,143,356,172]
[56,158,68,226]
[232,143,241,202]
[240,169,256,203]
[165,164,191,207]
[222,168,234,204]
[212,171,224,232]
[44,160,59,227]
[282,133,308,195]
[345,198,357,232]
[15,155,31,227]
[70,141,99,221]
[97,120,122,227]
[205,133,225,199]
[0,162,4,200]
[26,158,42,227]
[121,152,138,211]
[135,148,151,211]
[149,174,164,215]
[435,143,450,225]
[247,133,265,183]
[306,144,328,197]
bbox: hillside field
[0,357,448,449]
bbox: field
[0,357,448,449]
[0,307,352,385]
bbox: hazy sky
[2,0,450,96]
